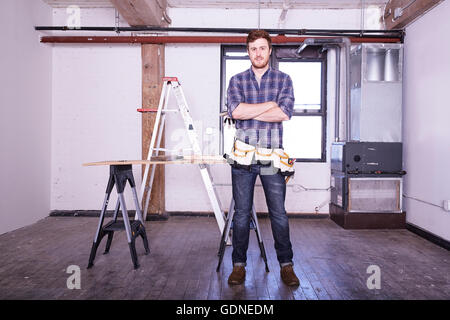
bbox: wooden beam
[383,0,444,29]
[110,0,168,27]
[141,44,165,216]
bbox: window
[220,46,249,157]
[220,45,327,162]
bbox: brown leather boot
[280,265,300,286]
[228,266,246,285]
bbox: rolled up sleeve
[277,75,295,119]
[226,76,244,118]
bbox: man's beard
[251,57,270,69]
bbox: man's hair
[246,29,272,49]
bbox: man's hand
[232,101,289,122]
[254,106,289,122]
[231,101,278,120]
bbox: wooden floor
[0,215,448,300]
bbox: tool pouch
[224,139,295,176]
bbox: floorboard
[0,216,448,300]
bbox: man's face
[247,38,272,70]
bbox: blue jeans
[231,164,294,266]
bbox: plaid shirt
[227,67,295,148]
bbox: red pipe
[41,35,401,44]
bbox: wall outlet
[444,200,450,212]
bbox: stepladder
[138,77,226,234]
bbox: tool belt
[223,139,295,176]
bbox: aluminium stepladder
[138,77,226,234]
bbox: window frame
[220,44,328,163]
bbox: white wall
[47,6,384,215]
[403,1,450,241]
[164,7,382,214]
[0,0,52,234]
[51,8,142,210]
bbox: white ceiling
[43,0,390,9]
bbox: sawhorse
[87,164,149,269]
[216,197,269,272]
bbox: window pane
[223,59,251,112]
[283,116,322,159]
[225,59,250,89]
[226,52,249,57]
[279,62,322,110]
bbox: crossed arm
[231,101,289,122]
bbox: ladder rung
[163,77,178,82]
[137,108,178,113]
[137,108,156,113]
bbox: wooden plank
[82,155,227,166]
[383,0,444,29]
[110,0,168,27]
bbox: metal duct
[296,37,351,142]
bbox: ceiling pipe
[40,35,400,44]
[34,25,404,39]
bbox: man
[225,30,299,286]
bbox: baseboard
[406,223,450,251]
[50,210,329,220]
[49,210,169,221]
[49,210,136,218]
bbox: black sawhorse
[216,197,269,272]
[87,164,149,269]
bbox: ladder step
[137,108,178,113]
[163,77,178,82]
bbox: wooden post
[110,0,169,27]
[141,44,165,217]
